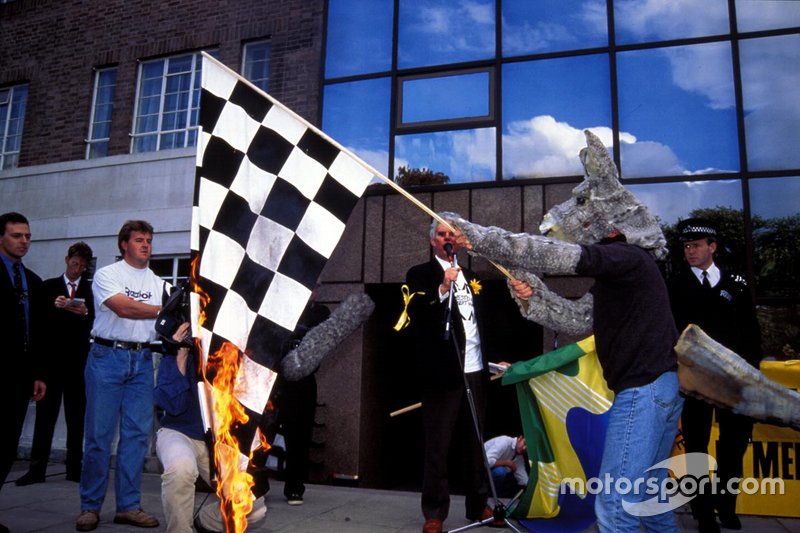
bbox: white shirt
[484,435,529,486]
[434,255,483,373]
[63,273,81,295]
[91,260,166,342]
[691,263,720,288]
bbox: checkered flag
[190,53,373,461]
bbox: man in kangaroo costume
[442,130,800,533]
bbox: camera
[155,283,193,349]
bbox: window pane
[243,40,271,92]
[323,78,391,178]
[615,0,729,44]
[628,179,745,272]
[395,127,496,184]
[617,43,738,177]
[740,35,800,171]
[502,0,608,56]
[736,0,800,32]
[750,176,800,299]
[401,71,489,124]
[326,0,393,78]
[0,84,27,170]
[398,0,495,69]
[502,55,610,178]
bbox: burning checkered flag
[189,53,373,518]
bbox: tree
[394,166,449,187]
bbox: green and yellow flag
[502,336,613,523]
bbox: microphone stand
[442,250,523,533]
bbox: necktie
[702,270,711,289]
[13,262,28,348]
[69,281,77,299]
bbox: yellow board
[709,360,800,518]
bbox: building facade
[2,0,799,489]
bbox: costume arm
[444,214,582,275]
[509,270,593,336]
[280,293,375,381]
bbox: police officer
[668,218,762,533]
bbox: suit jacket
[0,261,46,383]
[404,258,492,392]
[42,275,94,369]
[668,265,762,367]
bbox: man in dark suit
[403,215,495,533]
[668,218,762,533]
[0,211,47,533]
[16,242,94,485]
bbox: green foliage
[394,165,450,187]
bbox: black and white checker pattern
[191,54,372,450]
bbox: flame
[208,341,254,533]
[190,255,255,533]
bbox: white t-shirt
[434,255,483,373]
[91,260,166,343]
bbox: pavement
[2,461,799,533]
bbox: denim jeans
[595,371,683,533]
[80,343,154,512]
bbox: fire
[190,256,256,533]
[208,341,255,533]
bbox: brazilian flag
[501,337,614,533]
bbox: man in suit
[0,211,47,533]
[403,215,495,533]
[668,218,762,533]
[16,242,94,485]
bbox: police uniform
[668,218,762,531]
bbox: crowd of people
[0,206,763,533]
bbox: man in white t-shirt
[76,220,166,532]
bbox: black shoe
[194,516,223,533]
[15,471,46,486]
[0,521,9,533]
[698,518,721,533]
[718,513,742,530]
[66,472,81,482]
[286,492,304,505]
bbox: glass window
[242,40,271,93]
[149,255,191,286]
[86,68,118,159]
[617,42,738,178]
[395,127,496,184]
[502,55,611,179]
[750,176,800,299]
[323,78,391,179]
[502,0,608,56]
[325,0,393,78]
[398,0,495,69]
[614,0,729,44]
[628,179,745,271]
[0,84,27,170]
[740,34,800,172]
[399,70,491,127]
[131,51,214,153]
[736,0,800,32]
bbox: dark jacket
[404,258,492,392]
[42,275,94,369]
[668,265,762,367]
[0,262,46,383]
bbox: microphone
[443,242,455,265]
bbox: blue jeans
[595,371,683,533]
[80,343,154,512]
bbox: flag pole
[200,52,512,280]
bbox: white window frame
[85,67,117,159]
[242,40,272,93]
[0,84,28,170]
[130,51,216,153]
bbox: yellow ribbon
[393,284,425,332]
